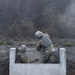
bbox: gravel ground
[66,47,75,61]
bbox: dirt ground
[67,60,75,75]
[0,59,9,75]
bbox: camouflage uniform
[37,41,56,63]
[36,33,57,63]
[16,45,39,63]
[19,52,39,63]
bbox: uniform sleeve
[36,40,42,51]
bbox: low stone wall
[9,48,66,75]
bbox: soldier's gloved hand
[43,51,50,54]
[35,58,39,61]
[36,44,42,51]
[36,46,41,51]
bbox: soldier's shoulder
[44,33,50,38]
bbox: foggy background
[0,0,75,40]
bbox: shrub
[62,42,74,47]
[5,41,13,46]
[0,41,4,45]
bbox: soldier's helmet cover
[35,31,43,38]
[18,45,27,53]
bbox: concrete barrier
[9,48,66,75]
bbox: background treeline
[0,0,74,40]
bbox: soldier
[35,31,57,63]
[16,45,39,63]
